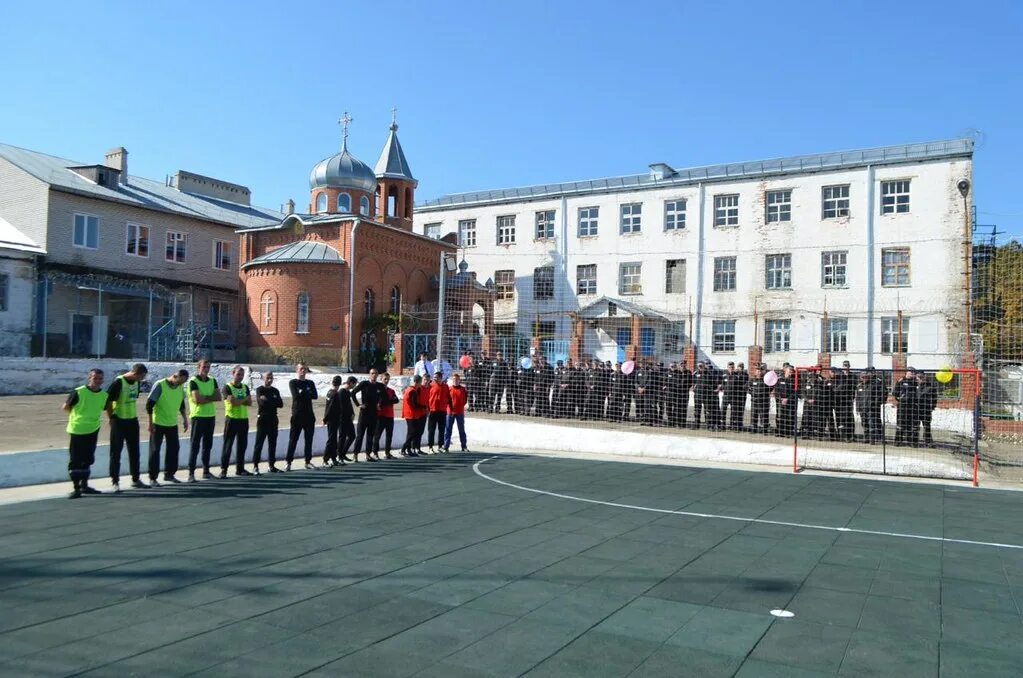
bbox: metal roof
[241,240,345,269]
[309,141,378,193]
[417,138,974,211]
[375,123,416,184]
[0,142,284,229]
[0,215,45,254]
[577,296,672,320]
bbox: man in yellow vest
[146,369,190,485]
[106,362,148,492]
[63,368,109,499]
[219,365,252,478]
[187,359,222,482]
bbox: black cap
[866,366,875,372]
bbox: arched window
[337,193,351,213]
[363,288,375,320]
[260,291,276,332]
[296,292,310,333]
[360,195,370,216]
[315,193,327,213]
[390,286,401,315]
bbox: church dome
[309,144,378,193]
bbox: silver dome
[309,143,378,193]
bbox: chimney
[285,199,295,215]
[648,162,675,181]
[104,147,128,184]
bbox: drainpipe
[694,182,706,352]
[347,218,362,371]
[865,165,875,366]
[561,195,568,337]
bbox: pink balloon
[622,360,636,375]
[763,370,778,387]
[459,355,472,369]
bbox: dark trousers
[693,398,713,428]
[221,418,249,472]
[858,405,884,442]
[188,416,215,473]
[253,417,278,466]
[750,401,770,432]
[895,406,918,446]
[149,424,180,480]
[401,417,423,454]
[109,417,141,483]
[427,411,446,447]
[490,387,507,413]
[375,417,394,455]
[353,411,378,457]
[323,419,340,462]
[339,420,356,458]
[286,416,315,464]
[727,398,745,430]
[534,388,551,418]
[835,401,855,441]
[608,394,627,422]
[69,430,99,485]
[918,411,934,444]
[777,404,797,437]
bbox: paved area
[1,453,1022,676]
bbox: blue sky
[1,0,1020,239]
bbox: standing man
[534,356,554,419]
[374,373,400,459]
[892,367,919,446]
[414,373,432,453]
[338,376,358,462]
[147,369,190,485]
[773,365,798,437]
[748,364,772,434]
[607,362,628,422]
[414,352,433,379]
[219,365,252,478]
[322,375,344,467]
[832,361,857,442]
[488,353,511,413]
[720,363,741,431]
[351,368,384,461]
[64,368,108,498]
[427,370,450,452]
[106,363,148,491]
[253,371,284,473]
[400,375,425,457]
[916,371,938,447]
[855,369,881,444]
[286,362,319,470]
[187,359,221,481]
[443,373,469,453]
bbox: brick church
[238,115,455,367]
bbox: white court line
[472,457,1023,551]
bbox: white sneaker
[304,462,314,470]
[149,478,161,487]
[111,482,121,493]
[187,473,196,483]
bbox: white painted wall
[0,253,36,356]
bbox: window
[712,320,736,352]
[494,322,516,336]
[390,286,401,315]
[533,320,555,337]
[664,200,686,230]
[765,319,791,353]
[296,293,310,333]
[765,253,792,290]
[578,206,599,237]
[495,270,515,300]
[619,262,642,295]
[125,223,149,257]
[534,266,554,300]
[576,264,597,296]
[315,193,327,213]
[821,250,848,288]
[824,317,848,353]
[714,194,739,227]
[360,195,370,215]
[213,240,232,271]
[663,321,685,352]
[165,231,187,263]
[424,222,441,239]
[881,316,910,353]
[535,210,555,240]
[620,203,642,234]
[608,302,617,317]
[73,214,98,249]
[881,248,911,287]
[458,219,476,247]
[881,180,911,214]
[363,288,375,320]
[822,184,850,218]
[260,291,275,330]
[337,193,351,213]
[713,256,736,291]
[0,273,8,312]
[497,215,516,245]
[209,301,231,333]
[765,190,792,223]
[665,259,686,293]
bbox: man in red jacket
[400,375,424,457]
[443,373,469,453]
[427,370,449,454]
[415,374,432,454]
[374,373,400,459]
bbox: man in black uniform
[534,356,553,418]
[582,361,600,420]
[351,368,384,461]
[567,359,586,419]
[474,354,491,412]
[691,362,711,429]
[720,362,746,431]
[774,365,798,437]
[285,363,319,470]
[800,370,824,438]
[832,361,857,442]
[253,371,284,473]
[338,376,358,460]
[488,353,511,414]
[915,371,938,447]
[892,367,919,446]
[463,352,478,411]
[607,362,628,422]
[322,375,345,467]
[855,368,884,444]
[594,361,612,420]
[748,364,772,434]
[650,362,666,424]
[633,361,653,425]
[552,360,568,417]
[106,362,148,491]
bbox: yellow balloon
[935,368,954,384]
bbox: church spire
[374,108,416,184]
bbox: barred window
[825,317,848,353]
[765,190,791,223]
[664,200,686,230]
[881,248,911,287]
[714,194,739,227]
[533,266,554,300]
[578,206,599,237]
[822,250,847,287]
[535,210,555,240]
[714,256,736,291]
[665,259,686,293]
[619,262,642,295]
[881,180,910,214]
[822,184,850,218]
[881,316,910,353]
[765,253,792,290]
[576,264,597,295]
[495,270,515,300]
[712,320,736,352]
[764,319,791,353]
[296,293,310,333]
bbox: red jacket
[402,387,420,419]
[447,385,468,415]
[428,382,450,413]
[416,385,431,418]
[378,387,397,418]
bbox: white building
[414,139,974,369]
[0,215,45,356]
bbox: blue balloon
[520,357,533,370]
